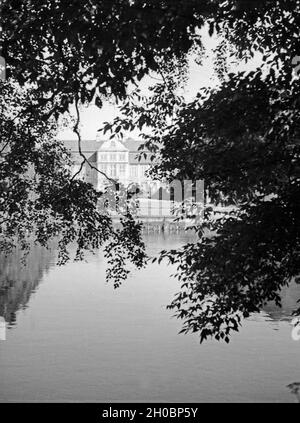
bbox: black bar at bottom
[0,403,295,421]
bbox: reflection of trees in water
[0,235,298,330]
[0,245,55,327]
[263,281,300,322]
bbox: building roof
[99,139,128,152]
[62,139,101,163]
[123,138,151,164]
[128,151,151,165]
[62,139,100,153]
[123,138,144,151]
[62,138,151,164]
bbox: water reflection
[0,245,55,327]
[0,234,192,330]
[0,234,299,329]
[264,281,300,322]
[0,234,299,403]
[145,233,300,324]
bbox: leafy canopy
[1,0,300,342]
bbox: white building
[97,139,129,188]
[97,138,152,189]
[63,138,201,218]
[64,137,152,190]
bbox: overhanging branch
[72,96,117,185]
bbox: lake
[0,234,299,403]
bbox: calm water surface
[0,234,299,403]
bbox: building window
[99,164,107,173]
[130,166,138,178]
[137,165,148,179]
[110,164,117,177]
[100,154,107,162]
[119,164,126,175]
[119,153,126,161]
[109,153,117,162]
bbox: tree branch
[72,96,117,185]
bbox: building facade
[63,138,203,218]
[64,138,152,190]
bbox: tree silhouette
[1,0,300,342]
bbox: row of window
[99,164,126,177]
[98,164,150,178]
[129,165,149,177]
[130,165,149,178]
[99,153,127,162]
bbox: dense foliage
[1,0,300,342]
[0,82,146,284]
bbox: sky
[58,29,261,141]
